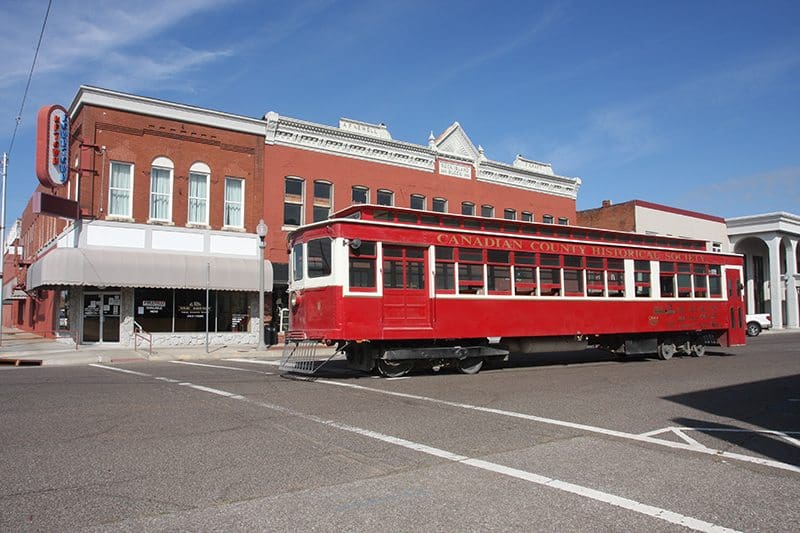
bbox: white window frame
[188,162,210,226]
[433,197,448,213]
[352,185,369,204]
[149,157,174,223]
[481,204,495,218]
[224,177,245,228]
[377,189,394,206]
[461,202,475,216]
[313,180,333,222]
[108,161,134,219]
[283,176,305,227]
[410,194,426,210]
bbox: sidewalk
[0,328,286,367]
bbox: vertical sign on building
[35,104,70,187]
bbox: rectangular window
[174,289,212,332]
[435,246,455,292]
[457,248,484,294]
[660,261,675,297]
[487,250,511,294]
[634,260,651,297]
[149,166,172,221]
[432,198,447,213]
[539,254,561,296]
[677,263,692,297]
[461,202,475,216]
[563,255,584,296]
[307,238,332,278]
[709,265,722,298]
[513,252,537,296]
[292,243,304,281]
[693,264,708,297]
[188,172,209,224]
[481,205,494,218]
[542,214,554,224]
[109,161,133,217]
[503,208,516,220]
[410,194,425,210]
[352,186,369,204]
[349,241,376,290]
[284,177,304,226]
[607,259,625,297]
[224,177,244,227]
[313,181,332,222]
[586,257,605,296]
[521,211,533,222]
[558,217,569,225]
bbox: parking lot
[1,332,798,531]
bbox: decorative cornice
[478,160,581,199]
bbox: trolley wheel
[690,344,706,357]
[657,343,676,360]
[456,357,484,375]
[377,359,413,378]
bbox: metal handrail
[133,321,152,357]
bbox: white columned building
[727,212,800,330]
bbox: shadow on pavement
[666,374,800,467]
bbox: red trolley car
[284,205,746,376]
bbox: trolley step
[279,340,338,375]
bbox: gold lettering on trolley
[433,233,707,262]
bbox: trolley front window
[307,238,332,278]
[349,240,376,290]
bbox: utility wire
[6,0,53,156]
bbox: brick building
[3,86,580,346]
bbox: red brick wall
[576,202,637,232]
[72,105,265,229]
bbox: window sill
[186,223,211,230]
[281,225,300,232]
[147,219,175,226]
[222,225,246,233]
[105,215,134,223]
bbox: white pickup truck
[745,313,772,337]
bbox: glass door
[82,292,121,343]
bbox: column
[767,235,783,329]
[786,238,798,328]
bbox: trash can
[264,324,277,346]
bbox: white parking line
[89,364,151,377]
[88,364,739,533]
[170,361,273,375]
[223,358,280,366]
[315,379,800,474]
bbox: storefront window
[134,289,249,333]
[134,288,174,332]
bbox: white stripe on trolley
[89,364,739,532]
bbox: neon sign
[35,104,70,187]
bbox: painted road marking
[314,379,800,474]
[223,358,280,366]
[170,361,273,375]
[89,364,150,377]
[89,364,739,533]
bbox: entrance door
[726,269,746,346]
[82,292,121,343]
[382,245,431,328]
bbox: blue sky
[1,0,798,223]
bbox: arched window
[149,157,174,222]
[188,162,210,225]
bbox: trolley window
[607,259,625,297]
[540,254,561,296]
[457,248,484,294]
[563,255,584,296]
[677,263,692,298]
[307,238,332,278]
[586,257,605,296]
[693,264,708,298]
[435,246,455,292]
[487,250,511,294]
[513,252,537,296]
[709,265,722,298]
[292,243,303,281]
[660,261,675,297]
[349,240,376,290]
[634,260,651,298]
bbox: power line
[6,0,53,156]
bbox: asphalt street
[1,332,798,531]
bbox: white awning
[26,247,273,292]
